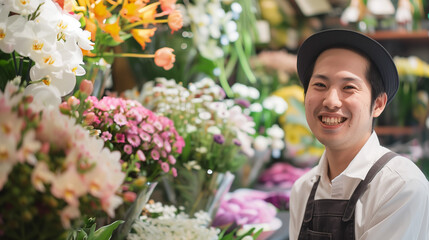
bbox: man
[289,29,429,240]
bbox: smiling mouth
[320,116,347,125]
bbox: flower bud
[154,47,175,70]
[67,96,80,107]
[79,79,94,96]
[84,112,96,125]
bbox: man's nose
[323,88,342,109]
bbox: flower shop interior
[1,0,429,239]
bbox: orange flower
[138,2,159,25]
[93,1,112,23]
[84,17,97,41]
[168,10,182,33]
[154,47,175,70]
[102,17,124,43]
[160,0,177,13]
[131,28,157,50]
[120,0,145,23]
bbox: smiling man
[289,29,429,240]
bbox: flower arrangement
[128,201,261,240]
[0,80,125,239]
[128,201,220,240]
[71,0,182,70]
[0,0,93,105]
[127,77,256,173]
[231,82,287,154]
[212,189,281,239]
[60,84,185,190]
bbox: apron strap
[342,151,399,221]
[303,175,321,222]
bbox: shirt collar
[315,131,384,181]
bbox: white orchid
[1,0,93,105]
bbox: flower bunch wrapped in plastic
[0,80,125,239]
[71,0,183,70]
[0,0,93,105]
[127,77,256,173]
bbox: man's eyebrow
[312,74,329,80]
[312,74,360,82]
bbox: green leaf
[90,220,124,240]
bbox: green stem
[216,58,233,97]
[234,39,256,84]
[96,52,155,58]
[123,19,168,31]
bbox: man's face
[304,48,386,152]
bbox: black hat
[297,29,399,105]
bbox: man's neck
[325,148,360,181]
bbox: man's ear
[373,93,387,118]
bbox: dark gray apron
[297,152,398,240]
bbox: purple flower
[234,98,251,108]
[233,139,241,146]
[213,134,225,144]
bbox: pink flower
[79,79,93,96]
[127,134,141,147]
[123,191,137,202]
[151,149,160,160]
[116,133,125,143]
[114,113,127,126]
[101,131,112,141]
[160,162,169,173]
[171,167,177,177]
[139,131,151,142]
[123,144,133,154]
[168,155,176,165]
[152,134,163,148]
[141,123,155,134]
[137,149,146,161]
[154,47,175,70]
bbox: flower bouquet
[230,82,288,187]
[0,80,125,239]
[125,77,256,217]
[60,82,185,239]
[0,0,93,105]
[128,201,262,240]
[70,0,183,96]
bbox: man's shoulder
[291,166,319,192]
[385,155,428,184]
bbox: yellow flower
[284,123,310,145]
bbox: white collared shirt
[289,132,429,240]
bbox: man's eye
[314,83,325,87]
[344,85,356,89]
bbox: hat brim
[297,29,399,105]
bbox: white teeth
[321,116,344,125]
